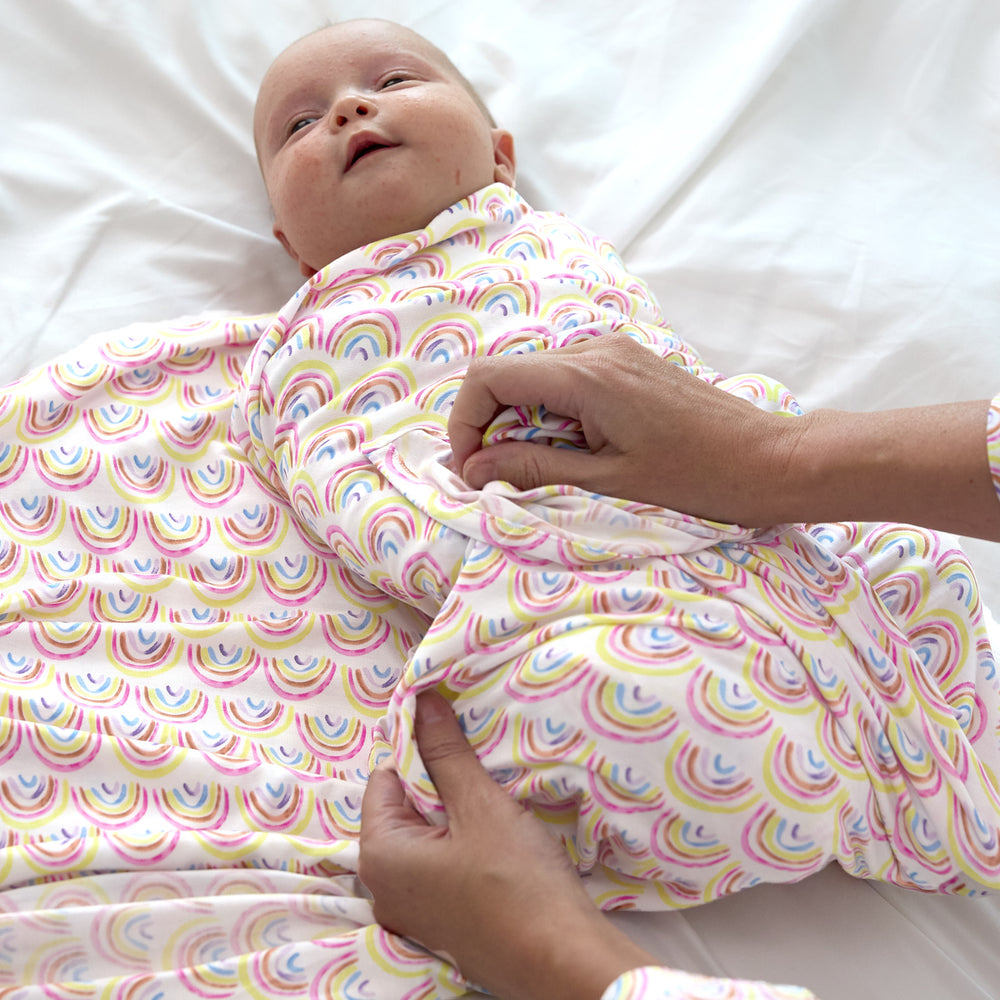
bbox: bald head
[252,18,516,276]
[254,19,495,159]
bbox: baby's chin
[294,175,512,276]
[300,206,466,275]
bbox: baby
[244,12,1000,925]
[254,19,515,277]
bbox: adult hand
[359,690,657,1000]
[447,333,798,524]
[448,334,1000,540]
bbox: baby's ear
[491,130,516,186]
[273,223,315,278]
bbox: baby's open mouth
[346,139,395,171]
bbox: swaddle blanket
[0,182,995,998]
[235,183,1000,905]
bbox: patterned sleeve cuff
[600,966,818,1000]
[988,394,1000,507]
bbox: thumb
[462,440,611,492]
[413,691,506,822]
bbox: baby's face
[254,20,516,277]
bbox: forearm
[777,400,1000,540]
[450,337,1000,540]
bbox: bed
[2,1,1000,997]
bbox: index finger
[447,358,509,474]
[361,761,411,830]
[448,343,596,472]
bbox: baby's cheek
[274,150,327,211]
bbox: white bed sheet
[2,1,999,997]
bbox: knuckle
[525,451,549,488]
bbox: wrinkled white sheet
[1,2,999,997]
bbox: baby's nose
[334,95,374,128]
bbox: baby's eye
[380,76,409,89]
[288,116,318,137]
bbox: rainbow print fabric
[0,183,996,998]
[0,316,456,997]
[602,966,815,1000]
[236,182,1000,904]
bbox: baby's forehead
[262,21,448,93]
[253,21,486,165]
[254,21,450,133]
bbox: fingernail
[464,458,490,490]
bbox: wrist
[769,402,1000,538]
[731,410,818,526]
[487,901,658,1000]
[766,407,898,525]
[766,409,848,524]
